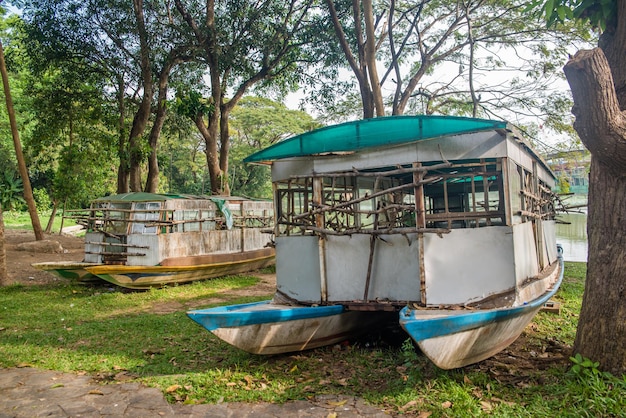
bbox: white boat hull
[415,305,543,369]
[212,310,375,354]
[188,300,392,355]
[400,252,563,369]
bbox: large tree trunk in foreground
[564,48,626,375]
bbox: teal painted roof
[93,193,262,203]
[93,192,230,203]
[244,115,508,163]
[94,192,182,202]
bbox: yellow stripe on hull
[86,255,275,290]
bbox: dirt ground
[3,229,88,286]
[2,229,572,384]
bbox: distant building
[545,149,590,195]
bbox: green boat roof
[94,192,189,202]
[93,192,265,203]
[244,115,508,163]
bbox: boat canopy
[244,115,508,163]
[93,192,248,204]
[94,192,192,202]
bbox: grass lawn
[2,210,77,233]
[0,263,624,417]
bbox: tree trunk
[362,0,384,116]
[218,108,231,196]
[116,75,129,194]
[0,40,44,241]
[194,111,223,195]
[0,205,9,286]
[563,48,626,375]
[45,201,57,234]
[128,0,153,192]
[326,0,375,119]
[574,159,626,375]
[145,63,175,193]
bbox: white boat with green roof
[34,193,275,289]
[188,115,562,368]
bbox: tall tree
[7,6,118,210]
[0,38,43,240]
[322,0,590,128]
[539,0,625,375]
[18,0,194,194]
[173,0,316,196]
[126,0,153,192]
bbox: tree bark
[218,107,231,196]
[326,0,375,118]
[145,58,179,193]
[0,205,9,286]
[128,0,153,192]
[116,75,129,194]
[362,0,384,116]
[45,201,57,234]
[564,48,626,375]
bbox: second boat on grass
[187,115,563,368]
[37,193,275,289]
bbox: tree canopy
[1,0,593,203]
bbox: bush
[33,188,52,212]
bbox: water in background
[556,212,588,262]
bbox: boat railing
[275,156,559,237]
[63,209,273,233]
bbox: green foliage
[228,97,320,198]
[32,187,51,211]
[563,353,626,416]
[175,90,214,121]
[52,137,117,208]
[537,0,617,30]
[557,175,571,194]
[570,353,605,378]
[0,170,25,211]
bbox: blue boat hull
[399,253,564,369]
[188,301,387,355]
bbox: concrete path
[0,368,392,417]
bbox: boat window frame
[274,159,510,237]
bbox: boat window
[274,159,509,236]
[509,161,523,224]
[422,161,505,228]
[131,202,162,235]
[516,164,556,223]
[172,210,184,232]
[201,210,216,231]
[183,210,200,232]
[322,176,358,230]
[105,202,131,235]
[242,204,274,228]
[276,179,313,235]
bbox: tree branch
[563,48,626,173]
